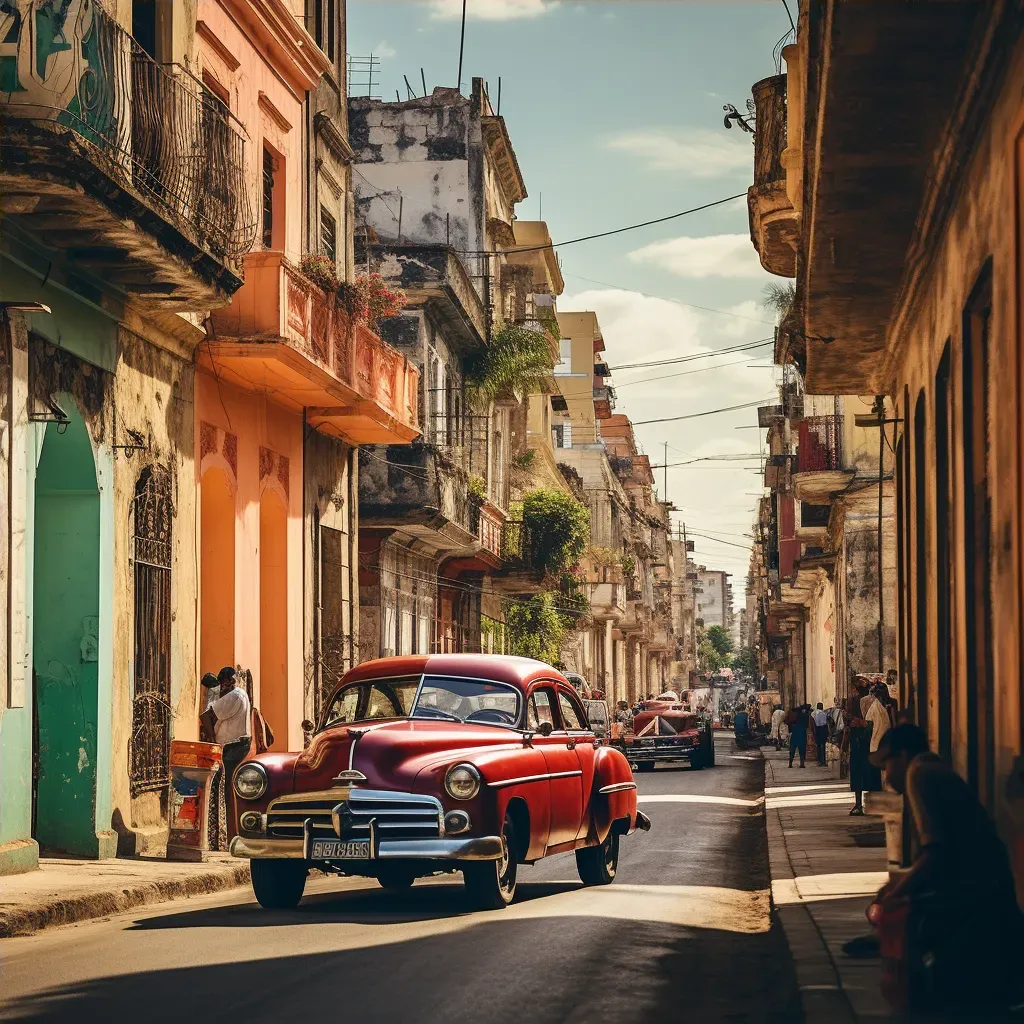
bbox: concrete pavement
[1,734,802,1023]
[762,745,893,1022]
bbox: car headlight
[444,763,481,801]
[233,763,268,801]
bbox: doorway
[259,491,288,750]
[962,264,994,808]
[200,467,235,677]
[32,406,101,856]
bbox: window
[313,0,337,62]
[528,689,555,729]
[321,206,337,265]
[262,146,276,249]
[320,525,351,696]
[552,422,572,449]
[557,691,586,731]
[321,677,421,729]
[553,338,572,375]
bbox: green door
[32,409,101,857]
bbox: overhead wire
[610,338,774,372]
[632,397,777,427]
[615,352,772,389]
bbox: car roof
[340,653,567,691]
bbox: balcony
[204,253,419,444]
[366,244,487,350]
[590,582,626,623]
[593,384,615,420]
[0,2,251,307]
[797,501,831,543]
[793,415,853,502]
[747,75,798,278]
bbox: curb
[0,863,251,938]
[764,755,858,1024]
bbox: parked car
[582,697,610,740]
[624,704,714,771]
[229,654,651,910]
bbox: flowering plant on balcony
[299,253,340,294]
[340,273,407,329]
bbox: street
[1,737,800,1024]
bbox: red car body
[230,654,650,909]
[623,703,711,770]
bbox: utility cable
[611,338,774,372]
[632,397,776,427]
[460,192,748,257]
[614,352,771,389]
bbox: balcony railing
[1,0,253,261]
[752,75,788,189]
[798,415,843,473]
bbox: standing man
[787,704,809,768]
[770,704,786,750]
[200,666,252,838]
[812,702,829,766]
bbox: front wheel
[250,859,307,909]
[576,831,619,885]
[463,812,517,910]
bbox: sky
[348,0,792,598]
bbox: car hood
[292,719,523,792]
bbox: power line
[462,192,748,257]
[615,353,771,389]
[610,338,774,372]
[563,272,775,326]
[651,454,764,469]
[632,397,776,427]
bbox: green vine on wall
[506,593,565,664]
[521,487,589,577]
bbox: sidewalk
[762,745,893,1022]
[0,854,250,937]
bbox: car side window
[528,688,555,729]
[557,689,588,731]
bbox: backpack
[251,706,276,754]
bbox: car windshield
[320,676,421,730]
[412,676,521,727]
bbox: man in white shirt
[811,702,829,765]
[200,666,252,839]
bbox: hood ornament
[332,769,367,784]
[332,727,369,785]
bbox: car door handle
[566,739,576,750]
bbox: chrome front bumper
[230,834,504,862]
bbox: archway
[33,406,101,856]
[259,490,288,750]
[200,468,236,679]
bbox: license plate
[310,839,371,860]
[640,738,655,747]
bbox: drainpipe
[875,394,885,673]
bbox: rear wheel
[250,859,307,909]
[377,867,416,891]
[576,831,619,885]
[464,812,517,910]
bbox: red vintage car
[623,702,714,771]
[229,654,651,910]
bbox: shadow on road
[6,915,802,1024]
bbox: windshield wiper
[413,707,462,722]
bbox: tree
[732,647,757,680]
[695,624,725,675]
[521,488,589,576]
[706,625,734,658]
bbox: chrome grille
[266,789,443,841]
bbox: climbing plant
[464,319,553,401]
[521,487,589,576]
[506,593,565,664]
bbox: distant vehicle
[230,654,651,911]
[624,704,715,771]
[583,698,610,740]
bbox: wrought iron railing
[1,0,254,259]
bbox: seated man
[869,724,1024,1010]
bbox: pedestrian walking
[845,677,880,815]
[769,704,786,749]
[786,704,809,768]
[812,701,829,766]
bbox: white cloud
[373,40,398,59]
[560,286,773,591]
[429,0,557,19]
[607,128,752,177]
[629,233,768,281]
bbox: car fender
[587,744,638,842]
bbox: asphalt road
[1,735,801,1023]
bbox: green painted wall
[32,412,102,856]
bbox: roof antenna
[497,76,501,117]
[421,67,427,97]
[403,74,415,99]
[457,0,467,92]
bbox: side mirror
[535,721,553,737]
[300,719,315,749]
